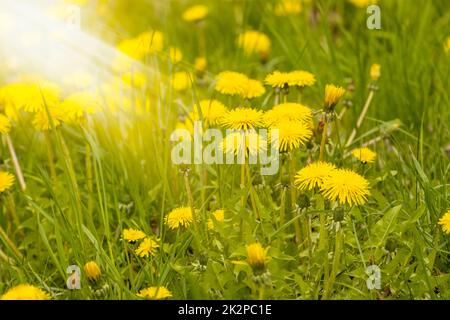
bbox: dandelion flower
[288,70,316,88]
[84,261,101,281]
[122,228,146,243]
[352,147,377,164]
[0,114,11,134]
[172,72,192,91]
[265,71,291,89]
[220,107,263,130]
[60,92,100,123]
[237,30,271,57]
[122,71,147,89]
[208,209,225,230]
[182,5,209,22]
[324,84,345,111]
[137,286,172,300]
[136,30,164,54]
[166,207,194,229]
[320,169,370,206]
[168,47,183,63]
[241,79,266,99]
[220,131,267,157]
[294,162,337,191]
[274,0,302,16]
[348,0,378,8]
[438,210,450,234]
[246,243,267,272]
[190,99,228,126]
[263,102,313,127]
[0,172,14,193]
[195,57,207,73]
[370,64,381,81]
[445,37,450,54]
[215,71,249,96]
[272,121,313,152]
[135,238,159,258]
[1,284,50,300]
[32,107,64,131]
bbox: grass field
[0,0,449,300]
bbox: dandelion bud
[84,261,101,281]
[246,242,267,274]
[324,84,346,112]
[370,63,381,81]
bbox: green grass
[0,0,449,299]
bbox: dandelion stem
[319,116,328,162]
[289,153,302,244]
[323,223,344,300]
[5,134,26,192]
[346,90,375,148]
[44,132,57,182]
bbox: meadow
[0,0,449,300]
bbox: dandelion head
[195,56,207,73]
[274,0,302,16]
[320,169,370,206]
[246,242,267,272]
[135,238,159,258]
[220,131,267,157]
[1,284,50,300]
[168,47,183,64]
[264,71,290,89]
[294,162,337,191]
[207,209,225,230]
[32,107,64,131]
[137,286,172,300]
[348,0,378,8]
[241,79,266,99]
[60,92,100,124]
[237,30,271,57]
[324,84,345,111]
[444,36,450,54]
[0,114,11,134]
[182,5,209,22]
[136,30,164,54]
[352,147,377,164]
[370,64,381,81]
[122,228,146,243]
[214,71,249,96]
[190,99,228,126]
[272,121,313,152]
[263,102,313,127]
[438,210,450,234]
[287,70,316,88]
[84,261,101,281]
[220,107,263,130]
[166,207,194,229]
[172,72,192,91]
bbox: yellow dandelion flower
[215,71,249,96]
[190,99,228,126]
[320,169,370,206]
[195,57,207,73]
[182,5,209,22]
[84,261,101,281]
[172,72,192,91]
[1,284,50,300]
[241,79,266,99]
[137,286,172,300]
[136,30,164,55]
[0,172,14,193]
[135,238,159,258]
[0,82,60,113]
[207,209,225,230]
[220,107,264,130]
[288,70,316,88]
[348,0,378,8]
[246,243,267,271]
[370,63,381,81]
[220,131,267,157]
[32,107,64,131]
[438,210,450,234]
[0,114,11,134]
[122,228,146,243]
[324,84,346,110]
[294,162,337,191]
[237,30,271,57]
[445,37,450,54]
[168,47,183,63]
[274,0,302,16]
[265,71,290,89]
[117,38,143,60]
[122,71,147,89]
[263,102,313,127]
[352,147,377,164]
[272,120,313,152]
[60,92,100,123]
[166,207,194,229]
